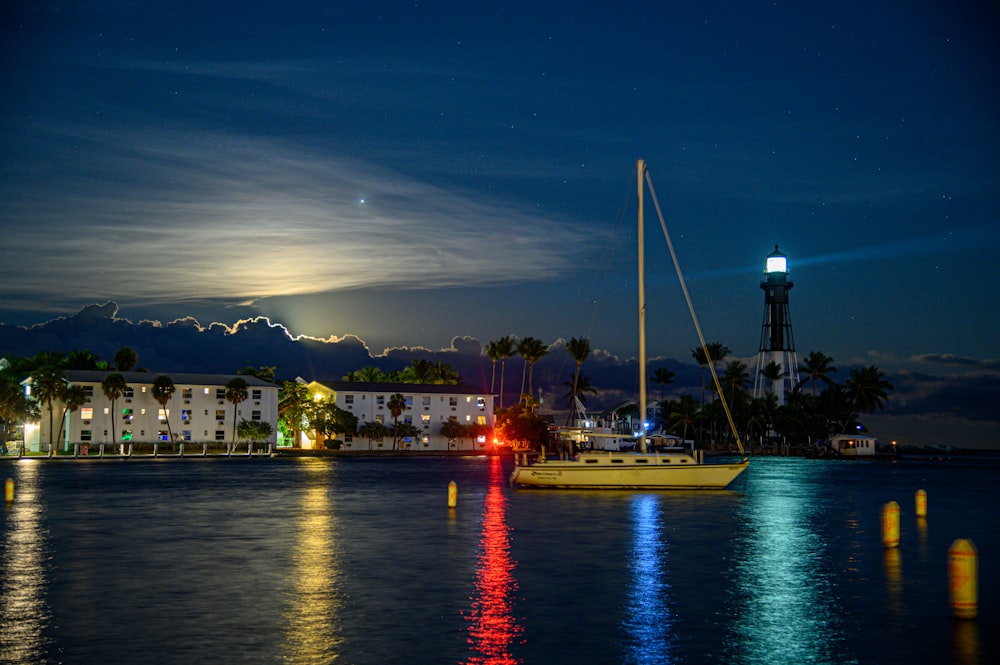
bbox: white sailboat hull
[510,452,748,490]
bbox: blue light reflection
[622,494,674,665]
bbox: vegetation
[151,375,177,450]
[225,378,249,445]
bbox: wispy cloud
[0,127,600,311]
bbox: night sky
[2,2,998,446]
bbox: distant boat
[510,160,749,490]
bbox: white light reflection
[280,460,342,664]
[726,463,845,663]
[0,461,52,663]
[465,456,522,665]
[622,494,674,665]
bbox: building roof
[47,370,276,387]
[310,379,492,396]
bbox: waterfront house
[297,379,494,451]
[829,433,879,457]
[22,370,278,452]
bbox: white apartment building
[22,370,278,452]
[300,379,494,451]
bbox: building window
[216,388,226,399]
[252,389,261,400]
[404,396,413,409]
[477,416,487,426]
[123,388,134,399]
[181,409,193,422]
[216,410,226,421]
[182,430,192,441]
[422,396,431,408]
[375,415,384,424]
[449,397,458,407]
[252,410,261,422]
[182,388,193,399]
[345,394,354,405]
[465,415,472,422]
[82,386,93,401]
[215,431,225,441]
[81,430,92,442]
[158,430,169,441]
[421,414,431,426]
[80,407,93,420]
[477,397,486,411]
[121,430,133,442]
[122,408,133,422]
[159,408,168,423]
[376,395,385,408]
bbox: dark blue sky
[2,1,998,444]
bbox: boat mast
[637,159,647,454]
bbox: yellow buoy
[447,481,457,509]
[948,539,978,619]
[881,501,900,548]
[4,478,13,503]
[915,489,927,518]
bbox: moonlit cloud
[0,127,599,311]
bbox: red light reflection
[465,457,522,665]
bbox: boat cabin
[829,434,879,457]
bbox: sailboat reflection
[465,457,522,665]
[622,494,674,665]
[0,461,52,664]
[280,461,342,664]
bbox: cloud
[0,125,601,315]
[2,302,997,449]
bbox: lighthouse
[753,245,799,404]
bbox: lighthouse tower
[753,245,799,404]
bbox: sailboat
[509,160,750,489]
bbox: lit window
[81,407,93,420]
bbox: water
[1,454,998,664]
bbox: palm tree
[225,378,249,445]
[65,349,102,370]
[401,359,434,384]
[495,336,515,410]
[761,360,784,397]
[845,365,893,416]
[691,347,709,406]
[31,365,66,453]
[55,384,88,451]
[565,337,591,424]
[651,367,675,404]
[721,359,751,405]
[354,366,384,383]
[388,392,406,450]
[800,351,837,397]
[669,394,701,442]
[485,341,502,397]
[517,337,548,402]
[113,347,138,372]
[429,361,460,384]
[151,375,177,450]
[706,341,731,401]
[562,373,598,415]
[101,372,128,446]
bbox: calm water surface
[1,454,997,664]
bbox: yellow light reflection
[622,494,673,664]
[883,547,904,616]
[280,461,342,664]
[0,461,51,663]
[465,457,522,665]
